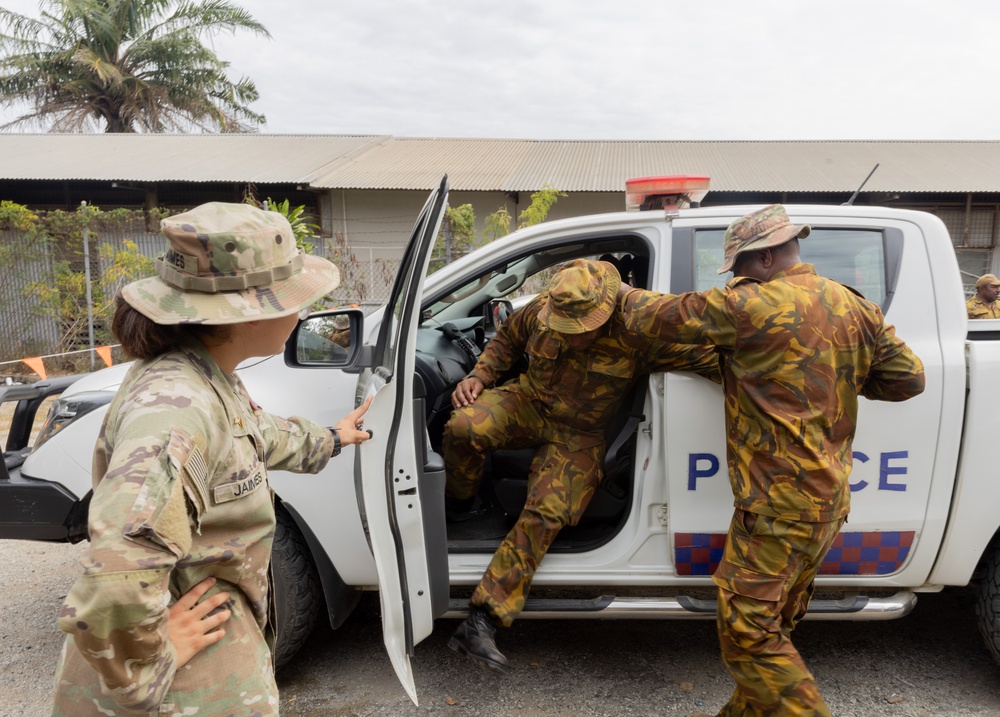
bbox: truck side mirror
[284,308,367,369]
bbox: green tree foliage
[11,203,156,358]
[0,200,39,232]
[0,0,270,132]
[244,194,319,253]
[516,186,567,229]
[428,189,566,275]
[479,186,566,244]
[482,205,512,243]
[509,186,568,295]
[99,238,155,299]
[430,203,478,273]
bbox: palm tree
[0,0,270,133]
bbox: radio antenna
[843,164,879,206]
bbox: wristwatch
[330,428,342,457]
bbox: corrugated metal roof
[2,134,1000,193]
[307,138,533,191]
[335,139,1000,193]
[310,139,1000,193]
[0,133,385,183]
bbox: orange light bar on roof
[625,175,711,212]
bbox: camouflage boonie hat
[977,273,1000,288]
[537,259,622,334]
[122,202,340,325]
[717,204,811,274]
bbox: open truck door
[356,176,450,705]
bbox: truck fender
[278,499,362,630]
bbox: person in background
[967,273,1000,319]
[52,202,372,716]
[620,204,926,716]
[443,259,719,671]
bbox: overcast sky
[2,0,998,140]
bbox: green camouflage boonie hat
[717,204,811,274]
[122,202,340,325]
[537,259,622,334]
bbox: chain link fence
[0,229,60,358]
[915,204,999,295]
[0,228,401,364]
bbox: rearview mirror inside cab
[284,308,366,368]
[485,299,514,331]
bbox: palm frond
[0,0,268,133]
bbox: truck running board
[445,590,916,621]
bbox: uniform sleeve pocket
[122,429,204,554]
[166,428,209,520]
[711,559,785,602]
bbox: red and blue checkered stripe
[674,531,915,576]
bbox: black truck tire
[271,506,322,671]
[975,540,1000,668]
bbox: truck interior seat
[490,380,644,523]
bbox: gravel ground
[4,539,1000,717]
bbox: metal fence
[0,230,61,358]
[0,228,401,363]
[915,204,999,295]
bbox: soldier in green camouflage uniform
[967,273,1000,319]
[445,259,720,671]
[52,203,372,716]
[620,205,926,717]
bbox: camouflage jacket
[469,293,720,449]
[966,295,1000,319]
[621,263,926,522]
[53,338,334,716]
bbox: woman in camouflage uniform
[52,203,372,716]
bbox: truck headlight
[33,391,115,450]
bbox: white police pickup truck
[3,176,998,703]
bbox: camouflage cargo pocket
[712,559,785,603]
[525,332,561,360]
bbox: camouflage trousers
[443,387,604,627]
[712,510,845,717]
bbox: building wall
[319,188,626,260]
[4,180,999,295]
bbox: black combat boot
[447,608,508,671]
[444,496,485,523]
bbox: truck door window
[693,228,889,306]
[425,248,650,324]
